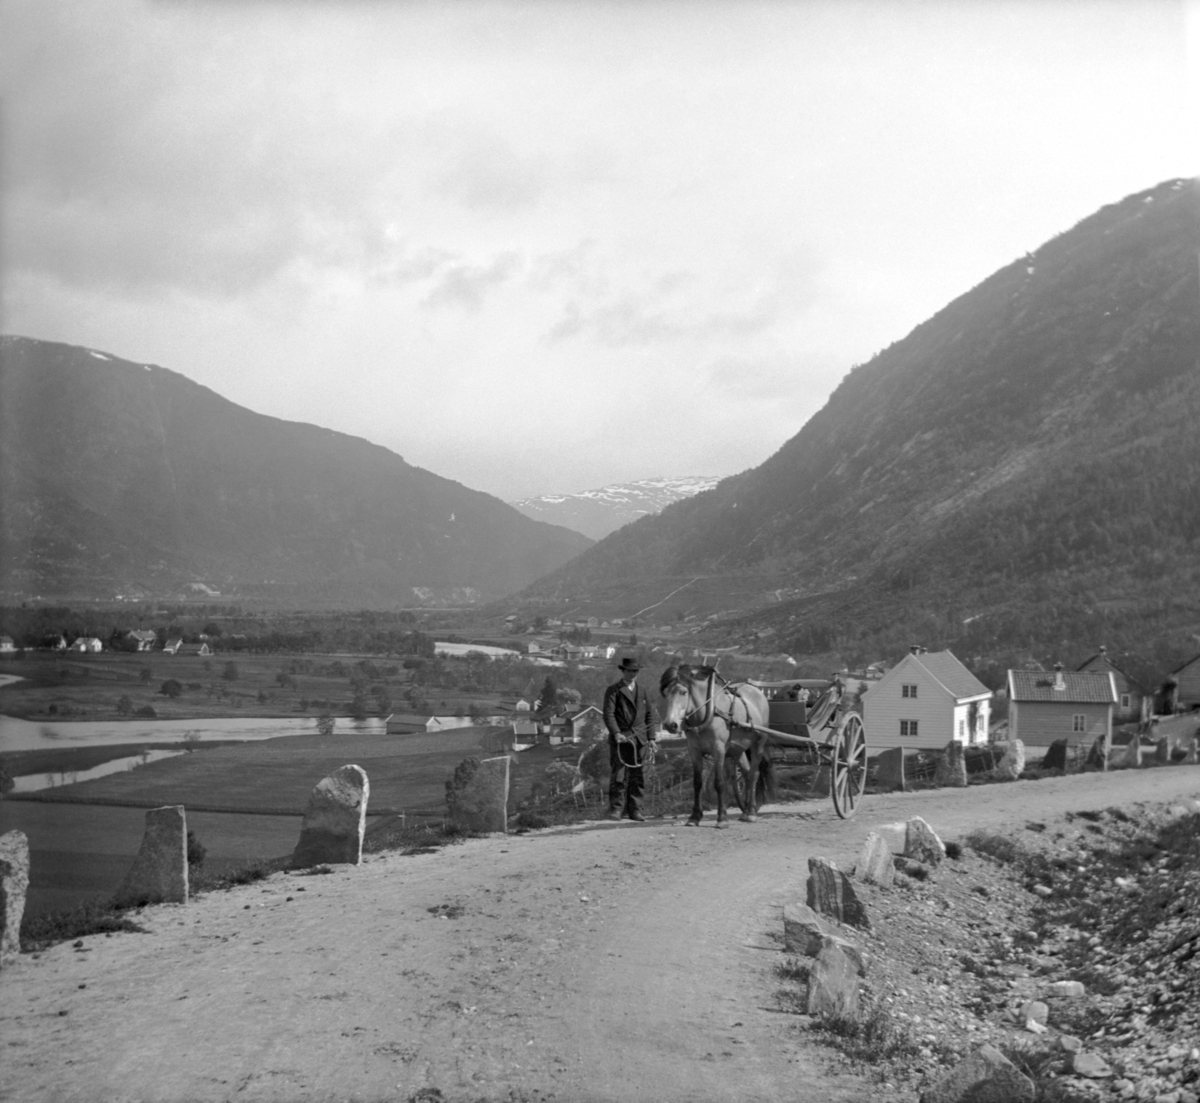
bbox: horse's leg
[686,736,703,826]
[739,741,761,823]
[713,732,730,828]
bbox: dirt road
[4,767,1200,1103]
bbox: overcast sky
[3,1,1198,500]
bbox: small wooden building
[1007,666,1116,749]
[1076,647,1150,725]
[1166,653,1200,713]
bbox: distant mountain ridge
[511,476,721,540]
[511,178,1200,660]
[0,337,592,606]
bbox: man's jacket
[603,680,657,744]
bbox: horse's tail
[757,755,778,804]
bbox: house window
[901,684,918,698]
[900,720,919,737]
[1072,714,1086,733]
[1120,694,1131,710]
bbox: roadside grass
[20,900,148,952]
[811,995,923,1072]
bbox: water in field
[9,749,189,793]
[0,713,387,753]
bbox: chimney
[910,644,921,655]
[1053,663,1065,691]
[1099,644,1107,657]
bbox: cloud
[423,252,522,312]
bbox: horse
[659,664,776,827]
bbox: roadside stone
[875,747,906,792]
[1087,734,1109,770]
[1156,737,1172,765]
[291,765,369,868]
[1185,739,1198,765]
[1058,1034,1083,1053]
[806,857,871,930]
[783,901,831,956]
[1044,738,1069,772]
[447,755,510,834]
[904,817,946,866]
[918,1043,1035,1103]
[935,741,968,787]
[805,942,860,1020]
[1,830,30,967]
[875,821,908,854]
[1071,1052,1113,1078]
[1020,1000,1049,1026]
[113,805,188,908]
[993,739,1025,781]
[1046,980,1086,998]
[855,832,896,887]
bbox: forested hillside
[0,337,592,607]
[515,179,1200,664]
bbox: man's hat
[617,656,640,672]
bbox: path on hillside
[4,768,1200,1103]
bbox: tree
[159,679,183,698]
[537,676,559,716]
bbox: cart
[731,675,867,818]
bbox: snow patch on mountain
[511,476,721,540]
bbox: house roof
[1008,669,1117,704]
[887,650,989,700]
[128,630,157,641]
[1077,651,1146,691]
[1171,652,1200,676]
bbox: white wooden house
[862,647,991,751]
[70,637,103,653]
[0,635,15,654]
[163,638,184,656]
[1007,665,1116,749]
[127,630,157,652]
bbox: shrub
[159,679,183,698]
[21,900,147,950]
[186,830,206,867]
[134,705,157,718]
[116,695,133,716]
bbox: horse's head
[659,664,707,733]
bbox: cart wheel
[831,712,866,819]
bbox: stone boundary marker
[292,765,370,868]
[1,830,30,969]
[113,806,188,909]
[448,755,511,834]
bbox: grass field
[0,801,303,918]
[7,727,497,815]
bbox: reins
[668,668,761,736]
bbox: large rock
[805,942,860,1020]
[806,857,870,930]
[292,765,369,868]
[1109,740,1139,769]
[1043,738,1069,772]
[1187,738,1199,765]
[993,739,1025,780]
[781,902,867,975]
[114,806,188,908]
[919,1044,1035,1103]
[1,831,30,967]
[934,741,968,787]
[447,755,510,834]
[855,832,896,887]
[1086,734,1108,770]
[875,747,906,792]
[875,821,908,854]
[904,817,946,866]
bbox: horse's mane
[659,663,716,694]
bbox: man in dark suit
[602,656,657,821]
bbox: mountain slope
[511,476,720,540]
[0,337,592,606]
[515,179,1200,653]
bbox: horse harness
[671,668,761,736]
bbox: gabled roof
[1008,669,1116,704]
[1171,652,1200,675]
[1077,650,1146,691]
[882,650,989,700]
